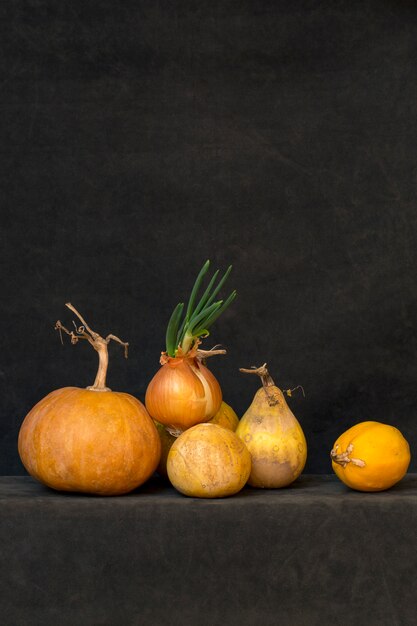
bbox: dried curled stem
[55,303,129,391]
[240,363,278,406]
[240,363,275,386]
[160,341,227,365]
[196,344,227,362]
[284,385,306,398]
[330,443,366,469]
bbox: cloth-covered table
[0,475,415,625]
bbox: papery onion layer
[145,357,222,432]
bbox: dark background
[1,0,417,474]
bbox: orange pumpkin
[331,421,411,492]
[18,304,161,496]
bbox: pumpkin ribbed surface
[18,387,161,495]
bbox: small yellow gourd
[207,401,239,431]
[331,421,411,491]
[236,364,307,488]
[167,423,251,498]
[154,401,239,479]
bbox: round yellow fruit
[167,423,251,498]
[207,401,239,431]
[331,421,411,491]
[154,402,239,479]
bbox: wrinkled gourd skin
[236,386,307,488]
[154,401,239,480]
[331,421,410,491]
[18,387,161,496]
[167,423,251,498]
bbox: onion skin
[18,387,161,496]
[145,356,222,432]
[167,423,251,498]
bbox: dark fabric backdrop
[1,0,417,474]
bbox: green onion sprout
[165,260,236,357]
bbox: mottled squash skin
[154,401,239,479]
[331,421,410,492]
[167,423,251,498]
[236,385,307,488]
[18,387,161,496]
[207,401,239,431]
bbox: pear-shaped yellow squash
[236,364,307,488]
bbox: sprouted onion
[166,260,236,357]
[145,260,236,434]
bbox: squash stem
[239,363,275,387]
[239,363,278,406]
[88,339,111,391]
[330,443,366,468]
[55,303,129,392]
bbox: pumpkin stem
[239,363,278,406]
[330,443,366,469]
[54,303,129,392]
